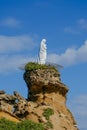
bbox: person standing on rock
[38,39,47,64]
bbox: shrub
[17,120,44,130]
[25,62,47,71]
[0,118,44,130]
[44,121,53,129]
[43,108,54,120]
[43,108,54,129]
[25,62,57,72]
[0,118,17,130]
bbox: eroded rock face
[23,68,68,99]
[0,67,79,130]
[23,67,78,130]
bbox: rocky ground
[0,64,79,130]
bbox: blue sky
[0,0,87,129]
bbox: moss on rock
[25,62,58,72]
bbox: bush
[0,118,44,130]
[43,108,54,120]
[44,121,53,129]
[17,120,44,130]
[43,108,54,129]
[25,62,57,71]
[0,118,17,130]
[25,62,47,71]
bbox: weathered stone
[25,113,39,123]
[24,68,68,100]
[14,91,26,101]
[0,101,13,113]
[0,94,16,103]
[0,65,78,130]
[0,90,5,94]
[0,110,20,122]
[23,67,78,130]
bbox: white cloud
[0,35,36,53]
[78,18,87,30]
[0,35,87,72]
[64,18,87,34]
[0,18,20,27]
[77,41,87,62]
[0,35,38,73]
[72,95,87,116]
[47,40,87,67]
[0,54,35,73]
[64,27,79,34]
[68,94,87,130]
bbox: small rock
[0,90,5,94]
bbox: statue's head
[42,39,46,43]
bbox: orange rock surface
[0,66,78,130]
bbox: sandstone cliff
[0,62,78,130]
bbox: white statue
[38,39,47,64]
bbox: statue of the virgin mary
[38,39,47,64]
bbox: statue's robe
[38,39,47,64]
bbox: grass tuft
[25,62,58,72]
[0,118,44,130]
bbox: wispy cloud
[64,27,79,34]
[47,40,87,67]
[78,18,87,30]
[0,35,36,53]
[0,35,37,73]
[64,18,87,34]
[0,35,87,72]
[0,55,35,73]
[0,18,20,27]
[68,94,87,129]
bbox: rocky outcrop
[23,68,68,99]
[0,110,20,122]
[23,66,78,130]
[0,64,79,130]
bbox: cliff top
[0,62,78,130]
[25,62,58,72]
[24,62,68,99]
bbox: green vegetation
[43,108,54,129]
[0,118,16,130]
[0,118,44,130]
[25,62,47,71]
[25,62,57,71]
[44,121,53,129]
[43,108,54,120]
[0,109,54,130]
[17,120,44,130]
